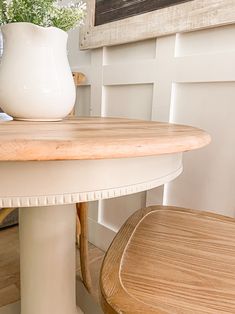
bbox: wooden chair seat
[100,206,235,314]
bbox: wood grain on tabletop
[100,206,235,314]
[0,117,211,161]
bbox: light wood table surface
[0,117,210,314]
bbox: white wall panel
[100,82,153,232]
[103,60,156,85]
[104,39,156,65]
[68,28,91,68]
[100,193,146,232]
[69,45,91,67]
[165,82,235,217]
[104,84,153,119]
[175,25,235,57]
[69,24,235,250]
[75,86,91,116]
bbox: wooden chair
[71,72,93,293]
[76,202,92,293]
[100,205,235,313]
[0,208,16,226]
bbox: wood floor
[0,226,105,308]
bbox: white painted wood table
[0,117,210,314]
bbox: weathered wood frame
[80,0,235,50]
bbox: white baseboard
[88,218,116,251]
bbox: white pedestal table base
[19,204,78,314]
[0,154,183,313]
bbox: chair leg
[76,202,92,294]
[0,208,16,224]
[76,212,81,245]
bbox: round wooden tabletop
[0,117,211,161]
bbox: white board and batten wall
[68,23,235,250]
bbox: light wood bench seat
[100,206,235,314]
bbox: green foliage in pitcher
[0,0,86,31]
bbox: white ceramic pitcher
[0,22,76,121]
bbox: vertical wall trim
[147,35,177,207]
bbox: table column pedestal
[19,204,78,314]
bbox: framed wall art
[80,0,235,49]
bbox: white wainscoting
[68,24,235,250]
